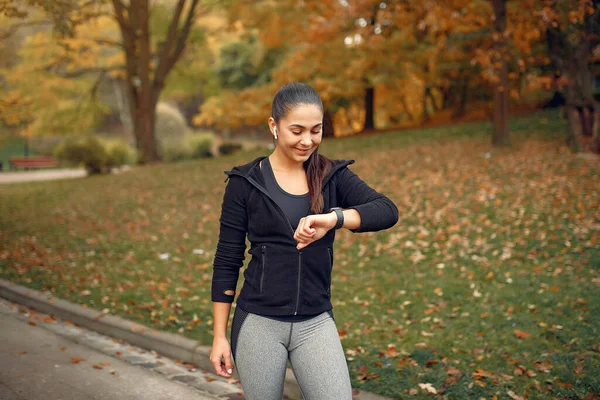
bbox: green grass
[2,109,599,399]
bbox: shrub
[53,136,109,175]
[160,132,214,162]
[218,142,243,155]
[160,136,191,162]
[184,132,214,159]
[99,138,138,167]
[53,136,138,174]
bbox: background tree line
[1,0,599,164]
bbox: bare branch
[153,0,186,85]
[153,0,199,91]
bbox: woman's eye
[292,131,302,135]
[312,130,321,134]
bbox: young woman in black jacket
[210,82,398,399]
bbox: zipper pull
[262,245,266,253]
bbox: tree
[544,0,600,153]
[492,0,510,146]
[109,0,201,163]
[0,0,207,164]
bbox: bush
[184,132,213,159]
[218,142,243,155]
[160,132,214,162]
[160,136,191,162]
[100,138,138,167]
[53,136,108,175]
[53,136,138,175]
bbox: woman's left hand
[294,212,337,250]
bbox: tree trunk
[363,87,375,131]
[452,80,469,119]
[545,5,600,153]
[421,85,430,123]
[594,101,600,152]
[492,0,509,147]
[565,106,583,153]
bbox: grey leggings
[230,307,353,400]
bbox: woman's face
[269,104,323,162]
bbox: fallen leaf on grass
[507,390,525,400]
[418,383,438,394]
[513,330,530,339]
[378,344,400,358]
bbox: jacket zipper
[327,247,332,297]
[295,251,302,315]
[260,245,266,294]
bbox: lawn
[1,109,599,399]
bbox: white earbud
[273,127,278,140]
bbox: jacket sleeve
[211,174,248,303]
[336,166,399,233]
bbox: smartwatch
[327,207,344,230]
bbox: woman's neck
[269,149,304,173]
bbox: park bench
[8,156,57,171]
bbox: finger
[295,220,309,242]
[211,357,222,376]
[224,356,234,375]
[219,360,231,376]
[303,218,316,236]
[293,219,302,241]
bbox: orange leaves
[356,364,378,382]
[513,329,530,339]
[378,344,401,359]
[71,357,85,364]
[472,368,513,384]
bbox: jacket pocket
[260,245,266,294]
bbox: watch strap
[328,207,344,230]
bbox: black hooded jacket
[211,155,399,316]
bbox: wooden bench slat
[8,157,57,170]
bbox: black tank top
[243,156,322,322]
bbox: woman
[210,82,398,400]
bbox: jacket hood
[224,155,355,187]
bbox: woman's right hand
[210,336,234,377]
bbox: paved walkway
[0,168,88,184]
[0,297,248,400]
[0,166,133,185]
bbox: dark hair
[272,82,332,214]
